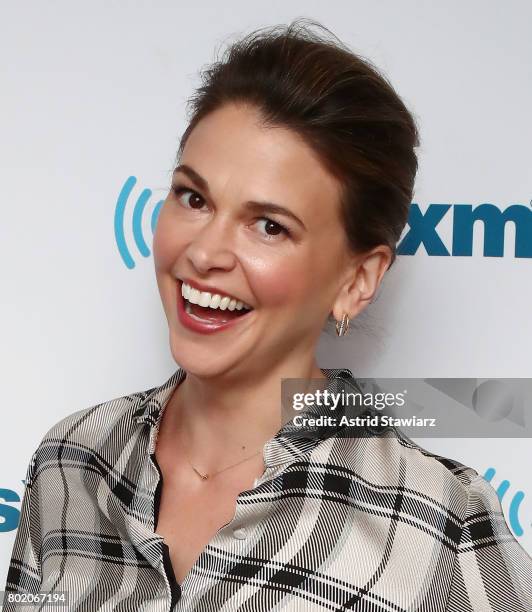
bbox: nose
[184,216,237,275]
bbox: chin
[167,328,244,380]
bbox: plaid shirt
[4,367,531,611]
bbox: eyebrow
[173,164,306,230]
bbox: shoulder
[393,427,481,489]
[25,383,153,487]
[43,386,148,440]
[324,427,481,515]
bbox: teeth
[199,292,211,308]
[180,281,252,311]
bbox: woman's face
[153,102,356,377]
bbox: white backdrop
[1,0,531,587]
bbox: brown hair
[176,18,420,330]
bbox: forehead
[180,103,343,224]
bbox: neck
[165,354,327,466]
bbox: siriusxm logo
[113,178,532,268]
[397,203,532,257]
[0,485,23,532]
[483,467,526,537]
[115,176,164,269]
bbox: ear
[330,246,392,322]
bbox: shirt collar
[131,366,362,466]
[132,367,187,426]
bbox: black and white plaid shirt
[4,367,532,611]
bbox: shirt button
[233,527,248,540]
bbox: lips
[186,299,246,322]
[176,280,253,335]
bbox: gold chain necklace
[183,446,263,481]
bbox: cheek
[153,208,181,271]
[152,209,184,316]
[248,255,316,308]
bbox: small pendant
[193,467,209,480]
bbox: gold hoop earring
[335,313,350,337]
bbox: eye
[255,218,291,240]
[171,184,205,209]
[171,183,291,240]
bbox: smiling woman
[5,17,532,612]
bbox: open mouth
[177,279,254,328]
[184,298,250,323]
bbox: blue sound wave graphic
[483,467,525,537]
[114,176,164,269]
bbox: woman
[5,19,531,612]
